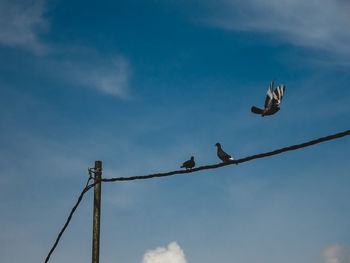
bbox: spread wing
[264,81,274,109]
[273,85,285,105]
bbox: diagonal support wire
[44,184,93,263]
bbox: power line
[44,128,350,263]
[99,129,350,183]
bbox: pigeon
[215,143,235,163]
[251,81,286,117]
[181,156,195,170]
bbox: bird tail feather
[251,106,264,114]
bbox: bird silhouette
[181,156,195,170]
[215,143,234,163]
[251,81,285,117]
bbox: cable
[98,129,350,183]
[44,128,350,263]
[44,183,95,263]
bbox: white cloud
[322,244,350,263]
[0,0,49,53]
[203,0,350,56]
[142,242,187,263]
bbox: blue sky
[1,0,350,263]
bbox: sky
[1,0,350,263]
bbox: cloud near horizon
[322,244,350,263]
[142,242,188,263]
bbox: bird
[181,156,195,170]
[251,81,286,117]
[215,143,235,163]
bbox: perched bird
[215,143,234,163]
[181,156,195,170]
[251,81,286,117]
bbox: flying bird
[215,143,235,163]
[251,81,286,117]
[181,156,195,170]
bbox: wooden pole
[92,161,102,263]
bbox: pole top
[95,161,102,169]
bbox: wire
[44,184,94,263]
[44,128,350,263]
[44,169,96,263]
[97,129,350,183]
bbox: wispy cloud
[64,56,131,98]
[142,242,187,263]
[0,0,132,98]
[38,53,132,98]
[0,0,49,54]
[322,244,350,263]
[202,0,350,57]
